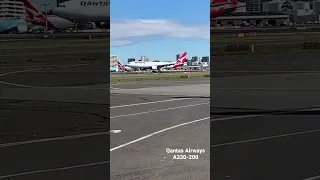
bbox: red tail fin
[22,0,54,28]
[117,61,126,71]
[173,52,187,68]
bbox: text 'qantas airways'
[80,1,110,6]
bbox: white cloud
[110,19,209,47]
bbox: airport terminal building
[212,12,290,27]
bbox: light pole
[42,4,51,33]
[265,0,268,25]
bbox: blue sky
[31,0,56,11]
[111,0,210,63]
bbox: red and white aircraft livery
[117,61,132,72]
[22,0,74,30]
[125,52,188,73]
[210,0,244,18]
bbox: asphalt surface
[0,32,109,40]
[0,38,109,64]
[110,79,210,180]
[211,52,320,180]
[0,61,109,180]
[210,26,320,34]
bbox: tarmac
[211,52,320,180]
[0,57,210,180]
[0,32,109,40]
[0,61,110,180]
[110,79,210,180]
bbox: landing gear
[152,67,161,73]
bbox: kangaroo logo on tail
[117,61,126,71]
[173,52,187,68]
[22,0,55,28]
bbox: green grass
[110,71,210,84]
[0,38,109,64]
[213,33,320,43]
[212,33,320,55]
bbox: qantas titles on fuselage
[80,1,110,6]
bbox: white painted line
[110,102,209,119]
[301,175,320,180]
[0,131,109,148]
[0,66,42,69]
[0,50,106,56]
[110,98,191,109]
[110,130,121,134]
[110,117,210,152]
[0,161,109,179]
[0,81,35,88]
[110,115,267,152]
[0,64,87,88]
[0,68,43,87]
[0,68,42,77]
[211,128,320,148]
[61,64,87,68]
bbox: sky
[111,0,210,63]
[31,0,56,11]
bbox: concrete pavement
[0,61,110,180]
[211,52,320,180]
[110,79,210,180]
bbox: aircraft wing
[155,63,176,68]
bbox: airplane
[117,61,133,72]
[110,67,117,72]
[125,52,188,73]
[0,19,28,34]
[23,0,75,30]
[52,0,110,29]
[210,0,245,18]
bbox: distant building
[0,0,27,19]
[246,0,263,12]
[141,56,148,62]
[191,56,200,66]
[176,54,180,60]
[186,58,192,66]
[110,55,118,68]
[128,58,135,63]
[201,56,210,63]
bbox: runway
[0,61,109,180]
[0,32,109,40]
[211,52,320,180]
[0,38,109,64]
[110,79,210,180]
[210,26,320,34]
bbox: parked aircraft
[210,0,245,18]
[0,19,28,34]
[52,0,110,29]
[23,0,74,30]
[125,52,187,73]
[117,61,133,72]
[110,67,117,72]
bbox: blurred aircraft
[210,0,245,18]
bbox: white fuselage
[52,0,110,23]
[47,15,74,29]
[126,61,175,70]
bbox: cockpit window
[57,5,66,7]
